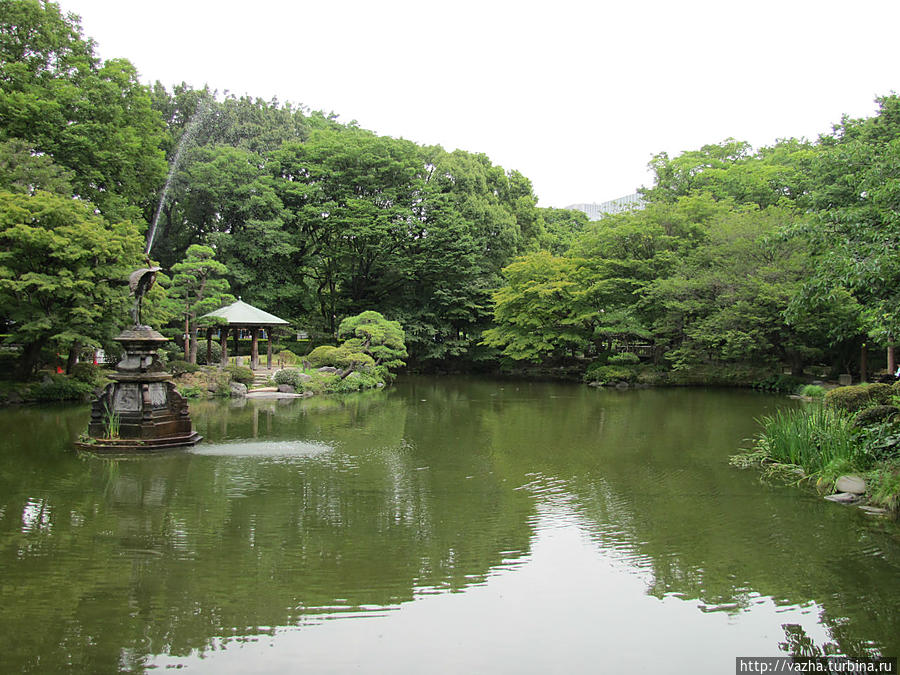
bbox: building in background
[565,192,645,221]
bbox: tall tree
[169,245,233,363]
[0,190,142,377]
[0,0,167,222]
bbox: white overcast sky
[61,0,900,208]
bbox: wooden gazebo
[200,299,289,370]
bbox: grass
[752,405,859,476]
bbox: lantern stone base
[76,326,202,454]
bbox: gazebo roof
[200,299,290,327]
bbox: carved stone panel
[113,383,142,412]
[148,382,168,409]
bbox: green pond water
[0,376,898,673]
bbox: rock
[277,384,295,394]
[298,373,312,382]
[376,382,385,388]
[229,382,248,398]
[587,381,603,388]
[858,505,889,516]
[346,371,361,379]
[318,366,338,374]
[301,390,315,398]
[824,492,859,504]
[614,381,630,390]
[835,475,866,494]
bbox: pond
[0,376,898,673]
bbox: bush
[159,341,183,363]
[585,364,635,384]
[854,405,899,428]
[608,352,640,365]
[225,364,254,386]
[70,362,101,385]
[273,368,308,390]
[177,384,205,398]
[276,349,301,366]
[307,345,375,372]
[752,374,803,392]
[196,339,223,365]
[825,383,893,413]
[329,371,381,393]
[799,384,826,398]
[168,360,201,377]
[33,374,94,402]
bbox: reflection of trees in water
[471,383,900,657]
[0,393,534,672]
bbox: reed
[755,405,858,475]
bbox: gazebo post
[233,329,240,366]
[220,327,228,367]
[267,328,274,369]
[251,327,259,370]
[206,327,213,365]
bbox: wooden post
[888,345,896,376]
[233,329,240,366]
[251,327,259,370]
[206,327,213,365]
[220,327,228,367]
[267,328,274,369]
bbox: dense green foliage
[1,2,899,385]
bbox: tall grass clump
[754,405,858,475]
[799,384,825,399]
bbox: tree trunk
[860,343,868,383]
[17,341,42,379]
[888,345,896,376]
[184,313,191,362]
[189,326,199,364]
[65,341,81,375]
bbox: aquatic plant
[101,401,120,439]
[753,405,858,475]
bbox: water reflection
[0,380,898,673]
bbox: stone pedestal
[76,326,202,453]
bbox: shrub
[168,360,201,377]
[799,384,826,399]
[854,405,899,428]
[608,352,640,365]
[70,362,101,385]
[753,374,803,392]
[196,339,223,365]
[273,368,307,390]
[225,364,254,386]
[159,341,183,363]
[825,383,893,413]
[585,364,635,384]
[177,384,205,398]
[857,419,900,463]
[307,345,375,372]
[32,374,93,402]
[276,349,301,366]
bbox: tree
[482,251,585,363]
[0,190,142,377]
[169,245,233,363]
[0,0,167,222]
[337,311,407,371]
[799,95,900,347]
